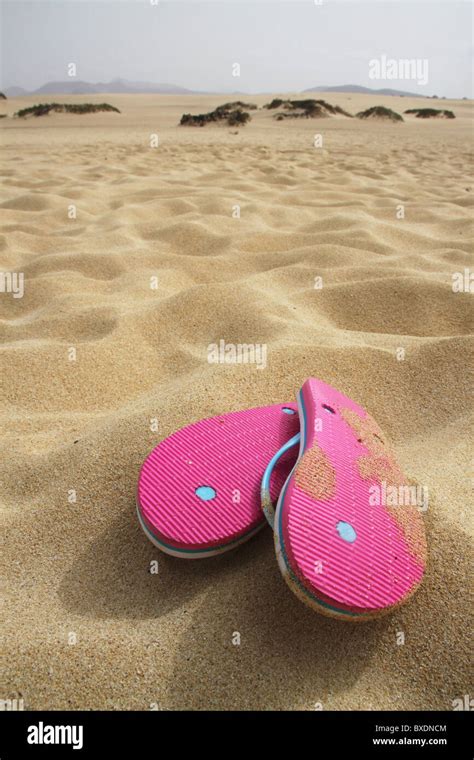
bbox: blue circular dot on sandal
[336,521,357,543]
[282,407,296,415]
[195,485,217,501]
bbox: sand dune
[1,93,472,710]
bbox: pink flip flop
[261,378,427,620]
[137,403,299,557]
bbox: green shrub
[180,103,251,127]
[404,108,455,119]
[264,98,284,109]
[227,109,251,126]
[265,98,352,118]
[15,102,120,118]
[356,106,403,122]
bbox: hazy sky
[1,1,472,97]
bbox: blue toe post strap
[260,433,301,529]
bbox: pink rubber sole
[137,404,299,556]
[275,379,427,619]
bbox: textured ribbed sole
[137,403,299,557]
[275,379,427,620]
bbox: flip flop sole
[137,403,299,558]
[275,379,427,619]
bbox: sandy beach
[1,92,472,710]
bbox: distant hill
[4,86,28,97]
[32,81,99,95]
[304,84,428,98]
[4,80,437,99]
[4,79,201,96]
[93,79,198,95]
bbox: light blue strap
[261,433,300,529]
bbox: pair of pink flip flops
[137,378,427,620]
